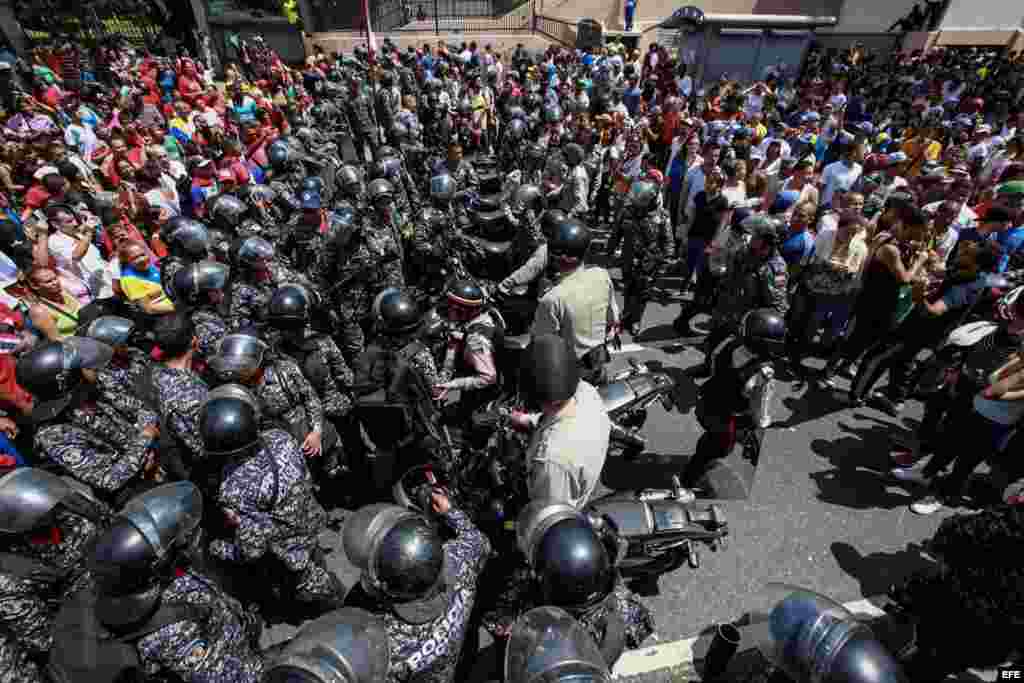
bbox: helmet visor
[504,607,611,683]
[208,334,268,378]
[84,316,136,348]
[238,237,275,264]
[120,481,203,561]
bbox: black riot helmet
[267,283,315,330]
[519,334,579,407]
[541,209,569,241]
[366,178,396,207]
[429,174,456,205]
[232,236,275,270]
[511,183,545,217]
[380,71,394,88]
[301,176,325,197]
[506,104,527,121]
[753,584,908,683]
[740,308,786,358]
[208,334,269,384]
[627,179,660,214]
[89,482,203,626]
[209,194,249,231]
[337,165,362,196]
[172,260,230,305]
[263,608,391,683]
[17,338,114,421]
[446,279,485,309]
[517,500,613,610]
[547,217,592,261]
[376,289,421,335]
[0,468,79,535]
[163,217,210,261]
[83,315,137,349]
[200,384,263,457]
[343,503,449,624]
[563,143,585,167]
[504,607,613,683]
[267,139,291,169]
[507,117,527,141]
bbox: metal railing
[368,0,533,32]
[533,13,576,45]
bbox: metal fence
[367,0,531,32]
[533,14,576,46]
[22,15,163,48]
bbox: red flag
[361,0,378,58]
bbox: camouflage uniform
[134,570,264,682]
[274,332,354,421]
[347,89,380,149]
[150,366,210,481]
[389,165,422,235]
[280,213,353,275]
[0,631,44,683]
[410,206,458,288]
[95,348,156,426]
[0,507,107,660]
[227,263,306,331]
[375,85,402,130]
[480,571,654,657]
[621,205,674,327]
[35,406,155,500]
[209,429,343,606]
[160,257,189,304]
[251,359,324,438]
[436,159,479,197]
[343,507,490,683]
[712,250,790,330]
[318,218,405,363]
[191,308,229,364]
[355,336,447,395]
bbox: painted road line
[611,343,648,354]
[612,598,887,678]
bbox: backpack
[49,587,211,683]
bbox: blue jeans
[624,5,635,30]
[808,293,855,347]
[686,237,707,286]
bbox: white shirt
[828,93,848,110]
[683,166,707,217]
[820,160,863,207]
[744,94,764,118]
[48,231,112,302]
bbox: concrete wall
[940,0,1023,30]
[306,30,554,58]
[816,0,918,33]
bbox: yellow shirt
[901,138,942,177]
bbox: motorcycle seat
[503,334,532,351]
[474,238,512,255]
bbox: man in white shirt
[45,205,112,302]
[968,124,994,167]
[682,142,721,224]
[819,144,863,208]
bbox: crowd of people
[0,27,1018,683]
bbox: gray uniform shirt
[526,381,610,508]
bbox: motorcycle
[601,358,680,459]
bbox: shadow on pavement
[809,421,919,510]
[777,383,850,429]
[830,541,937,598]
[602,452,687,491]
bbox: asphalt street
[263,257,967,677]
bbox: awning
[661,13,837,30]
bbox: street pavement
[264,259,969,678]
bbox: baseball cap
[300,190,322,209]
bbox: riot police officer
[267,284,359,487]
[160,217,210,303]
[531,218,620,384]
[334,164,365,211]
[689,222,789,378]
[364,179,408,281]
[281,190,329,274]
[434,280,503,421]
[208,332,331,466]
[0,469,109,673]
[619,179,674,337]
[375,71,402,134]
[505,500,656,666]
[341,497,491,683]
[18,338,159,505]
[410,174,460,291]
[51,482,265,681]
[503,607,616,683]
[202,386,346,616]
[210,193,276,244]
[497,205,562,298]
[81,315,154,427]
[370,155,419,240]
[682,309,785,489]
[261,607,390,683]
[354,289,448,488]
[318,184,404,364]
[346,76,380,162]
[172,260,230,365]
[227,236,283,331]
[267,138,312,197]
